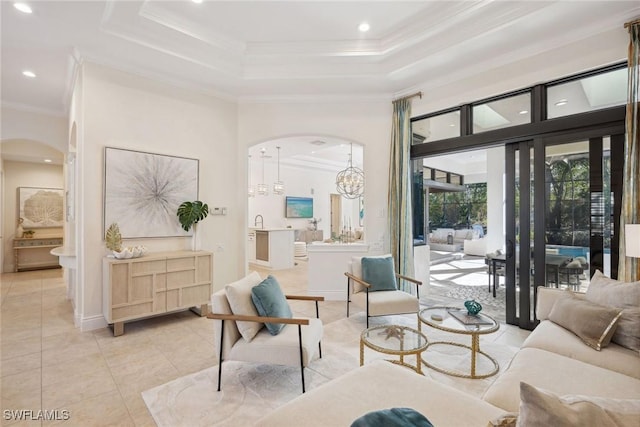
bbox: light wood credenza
[103,250,212,336]
[13,237,64,272]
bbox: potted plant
[177,201,209,250]
[23,230,35,238]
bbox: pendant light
[257,148,269,196]
[336,143,364,199]
[248,155,255,198]
[273,146,285,195]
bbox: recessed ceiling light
[555,99,568,106]
[14,2,32,14]
[44,159,52,163]
[358,22,370,32]
[519,110,528,115]
[22,70,36,78]
[449,124,455,127]
[192,0,203,3]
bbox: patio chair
[345,255,422,327]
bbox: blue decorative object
[362,257,397,292]
[251,275,292,335]
[464,299,482,316]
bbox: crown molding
[238,92,392,105]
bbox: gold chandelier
[336,143,364,199]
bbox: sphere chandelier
[335,143,364,199]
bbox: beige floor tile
[1,352,41,377]
[48,390,134,427]
[41,329,97,351]
[1,315,42,333]
[102,342,160,370]
[111,353,179,397]
[1,325,41,345]
[41,337,101,367]
[42,368,118,410]
[1,335,41,361]
[42,352,109,386]
[1,292,42,311]
[123,392,157,427]
[6,280,42,298]
[40,314,76,338]
[1,369,41,413]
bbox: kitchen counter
[307,242,370,300]
[248,228,295,270]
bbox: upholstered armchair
[345,255,422,327]
[208,272,324,393]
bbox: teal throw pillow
[362,256,397,292]
[251,275,292,335]
[351,408,433,427]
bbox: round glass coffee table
[418,306,499,379]
[360,324,429,374]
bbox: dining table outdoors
[486,252,573,294]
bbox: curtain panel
[388,98,415,287]
[619,21,640,281]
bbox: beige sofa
[256,286,640,426]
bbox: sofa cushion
[225,271,264,342]
[547,291,622,350]
[585,270,640,352]
[454,229,472,241]
[521,320,640,379]
[366,290,419,316]
[518,382,640,427]
[251,275,293,335]
[483,348,640,413]
[362,256,397,291]
[256,360,507,427]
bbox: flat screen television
[285,196,313,218]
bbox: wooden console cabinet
[13,237,64,272]
[103,250,212,336]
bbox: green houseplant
[177,201,209,251]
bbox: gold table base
[421,339,499,379]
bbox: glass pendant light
[336,143,364,199]
[273,146,285,195]
[257,148,269,196]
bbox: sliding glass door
[504,133,624,328]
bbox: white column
[486,147,505,253]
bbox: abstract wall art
[104,147,199,238]
[18,187,64,228]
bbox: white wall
[72,63,240,330]
[239,101,391,255]
[0,107,68,153]
[1,160,64,272]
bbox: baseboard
[80,314,108,332]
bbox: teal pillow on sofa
[251,275,292,335]
[351,408,433,427]
[362,256,397,292]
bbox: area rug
[142,312,519,427]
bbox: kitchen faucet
[254,214,264,229]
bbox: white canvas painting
[104,147,199,238]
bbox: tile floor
[1,260,529,426]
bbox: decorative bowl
[464,299,482,316]
[113,245,146,259]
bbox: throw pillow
[351,254,392,293]
[518,382,640,427]
[362,256,397,292]
[585,270,640,352]
[225,271,264,342]
[487,413,518,427]
[548,290,622,350]
[350,408,433,427]
[251,275,293,335]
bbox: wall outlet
[211,207,227,215]
[215,244,224,252]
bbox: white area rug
[142,313,519,427]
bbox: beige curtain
[388,98,414,285]
[619,20,640,281]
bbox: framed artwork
[18,187,64,228]
[104,147,199,238]
[359,196,364,226]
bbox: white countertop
[248,228,295,232]
[306,242,369,252]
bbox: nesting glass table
[360,324,428,374]
[419,306,500,379]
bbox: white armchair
[345,255,422,327]
[209,272,324,393]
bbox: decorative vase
[464,299,482,316]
